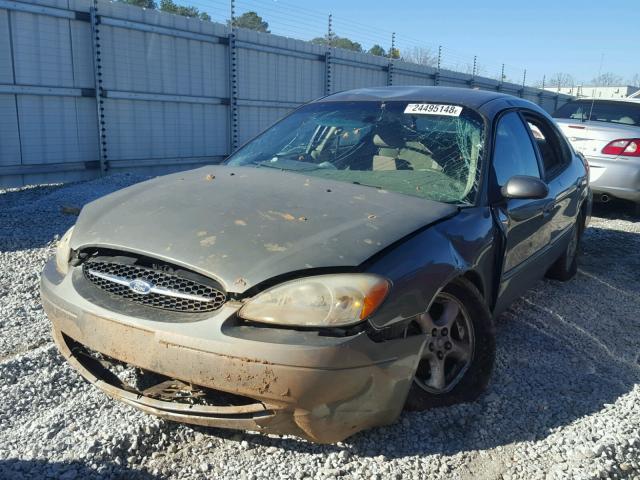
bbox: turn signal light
[360,280,390,320]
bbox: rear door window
[492,112,540,187]
[523,114,570,178]
[553,100,640,126]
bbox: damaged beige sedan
[41,87,590,443]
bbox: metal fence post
[519,69,526,98]
[538,74,545,105]
[324,14,333,95]
[228,0,239,152]
[387,32,395,86]
[468,55,477,88]
[435,45,441,85]
[325,51,333,95]
[90,1,107,174]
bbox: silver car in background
[552,98,640,212]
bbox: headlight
[238,274,390,327]
[55,226,74,275]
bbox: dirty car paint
[71,166,457,293]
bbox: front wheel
[404,278,495,411]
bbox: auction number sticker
[404,103,463,116]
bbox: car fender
[365,207,497,330]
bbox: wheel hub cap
[414,292,475,394]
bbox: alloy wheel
[414,292,475,394]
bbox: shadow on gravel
[0,458,161,479]
[591,198,639,220]
[580,227,640,296]
[0,183,65,208]
[0,175,147,253]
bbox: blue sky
[227,0,639,86]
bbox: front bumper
[41,259,422,443]
[586,155,640,203]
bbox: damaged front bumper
[41,259,423,443]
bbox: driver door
[491,111,553,314]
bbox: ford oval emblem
[129,278,152,295]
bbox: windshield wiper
[255,159,325,172]
[351,181,383,190]
[253,161,284,170]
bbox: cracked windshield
[227,101,485,204]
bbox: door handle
[543,201,555,216]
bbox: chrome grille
[83,259,226,313]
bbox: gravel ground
[1,175,639,480]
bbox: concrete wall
[0,0,574,187]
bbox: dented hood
[71,166,457,293]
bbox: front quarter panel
[365,207,497,330]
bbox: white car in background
[552,98,640,213]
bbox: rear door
[491,111,552,314]
[522,111,578,247]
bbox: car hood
[71,166,457,293]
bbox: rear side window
[553,100,640,126]
[492,112,540,187]
[524,114,570,178]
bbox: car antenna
[587,53,605,122]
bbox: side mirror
[501,175,548,200]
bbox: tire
[546,214,581,281]
[404,277,495,411]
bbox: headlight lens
[238,274,390,327]
[55,226,74,275]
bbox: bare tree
[548,72,574,89]
[495,71,511,83]
[462,62,485,77]
[628,74,640,87]
[591,72,623,86]
[401,47,437,66]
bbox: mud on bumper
[41,261,422,443]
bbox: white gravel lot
[0,175,639,480]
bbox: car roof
[314,86,532,111]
